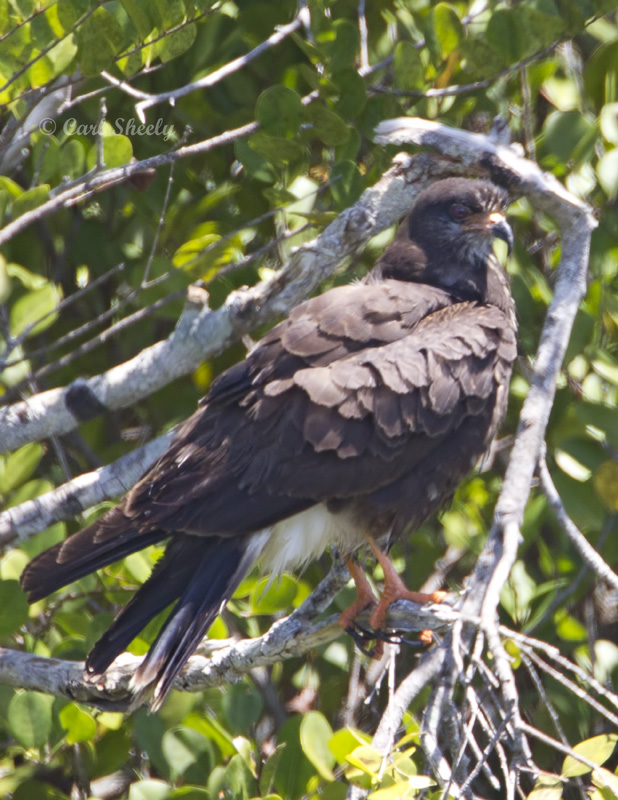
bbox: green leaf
[184,711,236,758]
[0,256,10,303]
[597,148,618,199]
[8,691,54,749]
[461,37,506,76]
[59,702,96,744]
[152,0,185,28]
[554,448,592,482]
[305,104,350,147]
[592,356,618,385]
[346,745,383,778]
[541,110,595,164]
[600,104,618,144]
[161,726,213,783]
[299,711,336,781]
[251,574,297,614]
[322,20,359,72]
[592,767,618,799]
[128,779,171,800]
[120,0,154,40]
[527,778,564,800]
[334,69,366,119]
[0,443,44,495]
[0,177,24,198]
[329,160,363,210]
[273,716,315,798]
[248,133,305,168]
[393,42,424,91]
[0,581,29,636]
[12,185,50,218]
[555,611,587,641]
[222,683,263,733]
[159,24,197,63]
[486,10,524,63]
[432,3,463,58]
[59,139,86,179]
[218,754,255,800]
[0,549,29,581]
[259,744,286,796]
[86,131,133,170]
[256,86,302,138]
[330,728,372,765]
[9,282,62,339]
[594,461,618,511]
[562,734,618,778]
[75,7,124,76]
[515,2,566,57]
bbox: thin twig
[538,456,618,592]
[134,10,310,120]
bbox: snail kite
[21,177,517,709]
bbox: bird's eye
[450,203,469,221]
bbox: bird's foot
[366,537,447,645]
[338,557,379,632]
[368,588,448,631]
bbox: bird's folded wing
[124,288,516,536]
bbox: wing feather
[120,285,515,536]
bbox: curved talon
[345,625,377,657]
[353,623,401,645]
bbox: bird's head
[410,177,513,260]
[374,177,513,302]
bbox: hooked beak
[487,211,514,256]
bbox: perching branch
[0,561,457,710]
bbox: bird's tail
[20,507,167,603]
[88,532,266,710]
[20,509,266,710]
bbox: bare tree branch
[133,9,310,120]
[0,561,454,709]
[538,456,618,592]
[0,433,174,546]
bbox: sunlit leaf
[8,691,54,749]
[300,711,335,781]
[562,734,618,778]
[59,702,96,744]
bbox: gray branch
[0,562,456,710]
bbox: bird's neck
[485,254,518,330]
[368,246,517,329]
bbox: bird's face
[401,177,514,299]
[412,177,513,263]
[436,201,513,268]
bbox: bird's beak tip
[488,212,514,256]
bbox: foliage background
[1,0,618,798]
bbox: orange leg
[366,537,447,632]
[338,558,378,631]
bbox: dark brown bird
[20,178,517,709]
